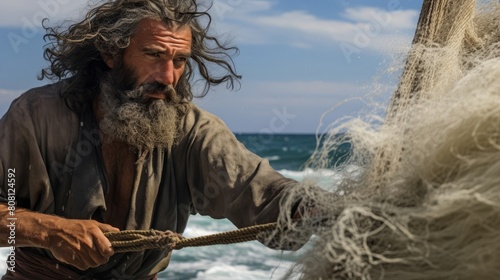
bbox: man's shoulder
[9,81,71,114]
[181,102,228,132]
[14,82,66,106]
[5,81,78,125]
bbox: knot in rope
[104,223,278,253]
[105,229,182,253]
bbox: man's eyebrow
[142,47,191,57]
[177,51,192,57]
[142,46,166,53]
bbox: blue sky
[0,0,423,133]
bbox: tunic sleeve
[181,107,299,228]
[0,92,55,212]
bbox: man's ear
[101,53,115,69]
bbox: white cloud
[1,2,419,54]
[199,80,367,109]
[253,11,355,39]
[343,7,418,29]
[251,80,363,99]
[224,0,273,16]
[0,1,89,27]
[194,79,377,133]
[217,5,419,53]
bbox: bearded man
[0,0,313,279]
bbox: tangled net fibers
[273,2,500,279]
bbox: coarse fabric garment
[0,81,299,279]
[2,248,158,280]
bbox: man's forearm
[0,203,119,270]
[0,203,55,249]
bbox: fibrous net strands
[270,1,500,279]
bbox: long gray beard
[98,76,182,151]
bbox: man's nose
[154,60,175,86]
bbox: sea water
[0,133,350,279]
[161,133,349,280]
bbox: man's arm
[0,203,119,270]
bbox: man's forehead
[134,18,191,38]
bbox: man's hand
[0,204,119,271]
[47,219,119,270]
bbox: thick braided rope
[105,222,277,253]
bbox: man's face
[108,18,192,99]
[97,18,192,150]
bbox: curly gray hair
[40,0,241,106]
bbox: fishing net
[273,1,500,279]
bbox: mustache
[122,82,178,103]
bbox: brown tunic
[0,82,299,279]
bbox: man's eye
[146,52,161,58]
[174,57,188,66]
[175,57,187,62]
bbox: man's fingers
[47,219,118,270]
[86,244,110,267]
[76,254,100,271]
[93,222,119,257]
[56,249,93,271]
[92,230,115,257]
[96,222,120,233]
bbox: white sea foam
[163,214,310,279]
[264,155,281,161]
[0,248,8,274]
[159,169,335,279]
[279,165,361,189]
